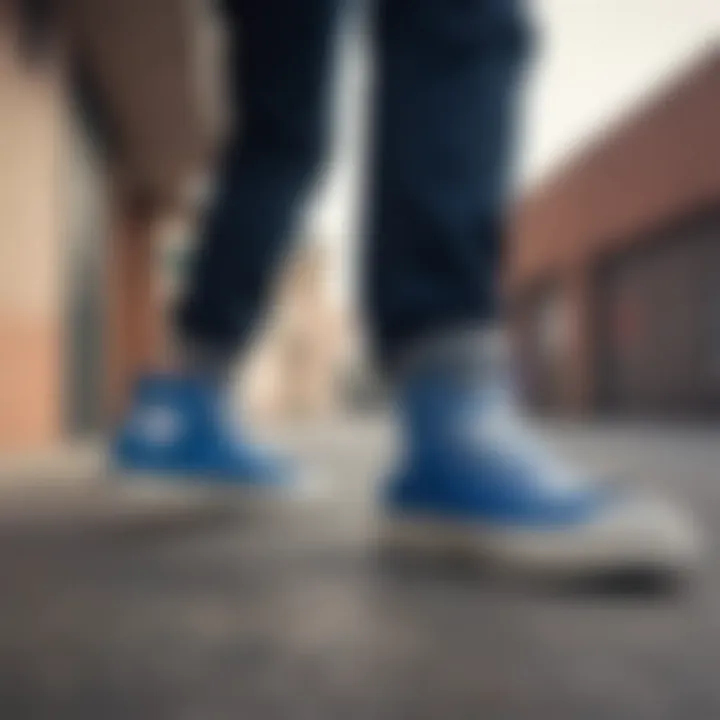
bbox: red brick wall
[508,48,720,291]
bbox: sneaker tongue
[456,391,588,498]
[401,330,591,498]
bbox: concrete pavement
[0,417,718,719]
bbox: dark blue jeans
[178,0,530,370]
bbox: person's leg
[372,0,698,575]
[179,0,340,360]
[113,0,340,484]
[368,0,527,368]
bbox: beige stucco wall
[241,242,349,425]
[0,11,67,450]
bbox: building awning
[64,0,225,204]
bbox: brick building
[509,47,720,418]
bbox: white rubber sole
[108,466,329,513]
[380,496,701,577]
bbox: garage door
[598,211,720,417]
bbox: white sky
[311,0,719,299]
[522,0,719,182]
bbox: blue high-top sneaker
[112,373,289,489]
[381,334,699,576]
